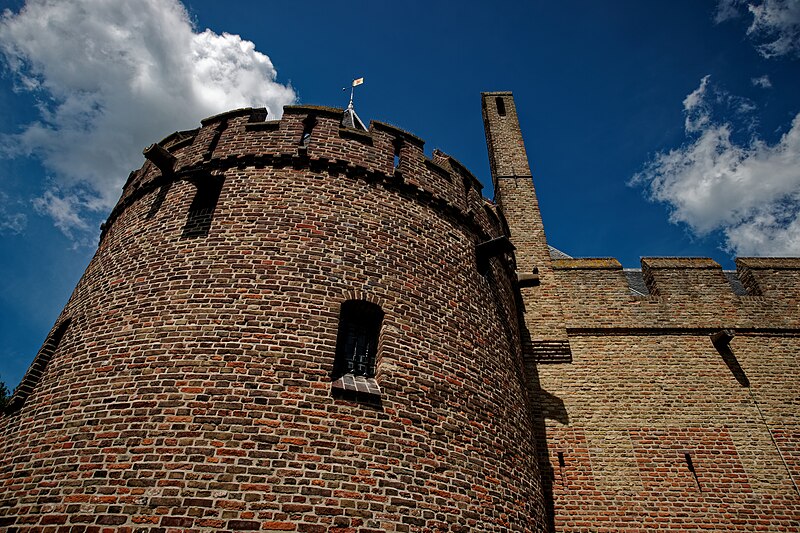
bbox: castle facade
[1,92,798,531]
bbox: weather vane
[343,77,364,109]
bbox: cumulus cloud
[0,0,296,240]
[632,76,800,256]
[715,0,800,58]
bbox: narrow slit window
[333,300,383,379]
[300,115,316,147]
[393,139,403,170]
[182,176,224,239]
[684,452,702,491]
[496,97,506,116]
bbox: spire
[342,77,367,131]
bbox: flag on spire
[352,77,364,87]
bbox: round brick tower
[0,105,545,531]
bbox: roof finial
[342,77,367,131]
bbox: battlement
[551,255,800,330]
[109,105,494,241]
[5,89,800,533]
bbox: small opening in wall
[684,452,702,491]
[495,97,506,116]
[182,176,225,239]
[684,452,695,472]
[333,300,384,379]
[300,115,316,147]
[392,139,403,171]
[204,120,227,161]
[557,451,565,467]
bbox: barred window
[333,300,383,378]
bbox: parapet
[736,257,800,298]
[108,105,496,242]
[552,255,800,331]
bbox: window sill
[331,374,382,403]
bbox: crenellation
[101,107,498,245]
[737,257,800,299]
[4,92,799,532]
[159,128,199,151]
[199,107,258,128]
[550,257,800,331]
[641,257,732,300]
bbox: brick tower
[481,92,570,367]
[0,105,547,531]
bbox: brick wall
[0,107,545,531]
[537,332,800,531]
[4,90,796,533]
[489,92,800,531]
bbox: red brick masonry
[0,104,544,531]
[3,93,799,532]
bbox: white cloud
[683,75,712,132]
[0,192,27,234]
[32,188,92,242]
[0,0,296,240]
[715,0,800,58]
[633,76,800,257]
[715,0,747,23]
[751,74,773,87]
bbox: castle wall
[537,330,800,531]
[4,89,797,532]
[0,107,545,531]
[537,258,800,530]
[482,92,800,532]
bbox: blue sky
[0,0,799,388]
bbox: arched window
[333,300,383,379]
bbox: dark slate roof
[623,269,649,296]
[724,271,748,296]
[548,245,573,260]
